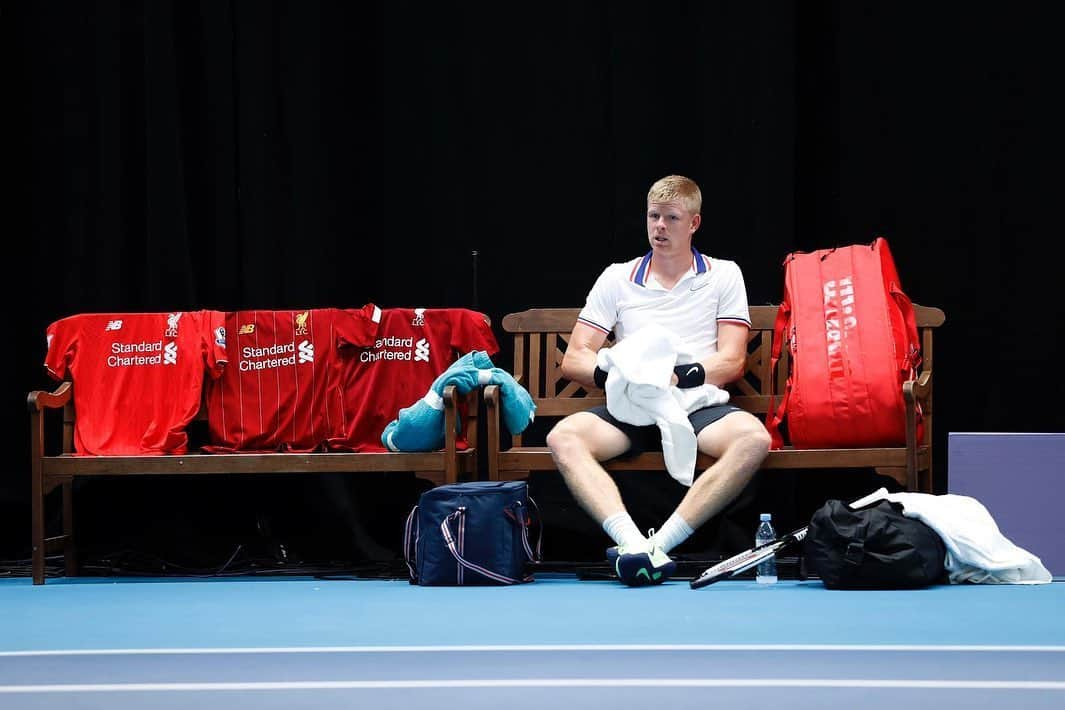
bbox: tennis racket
[689,490,887,589]
[689,526,809,589]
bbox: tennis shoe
[614,537,675,587]
[606,529,661,565]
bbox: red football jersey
[205,306,381,452]
[44,311,228,455]
[328,308,499,452]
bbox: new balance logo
[238,324,255,335]
[163,341,178,365]
[414,338,430,362]
[298,340,314,363]
[105,320,123,331]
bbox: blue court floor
[2,573,1063,709]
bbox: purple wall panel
[948,433,1064,576]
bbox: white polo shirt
[577,248,751,362]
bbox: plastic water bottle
[755,513,778,584]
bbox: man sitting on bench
[545,174,772,586]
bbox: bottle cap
[760,513,772,522]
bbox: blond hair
[647,175,702,215]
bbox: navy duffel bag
[404,481,541,586]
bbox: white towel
[596,324,729,486]
[860,488,1052,584]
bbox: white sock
[602,512,647,549]
[651,513,694,553]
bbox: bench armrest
[484,385,501,480]
[442,384,484,482]
[903,369,932,405]
[901,370,933,490]
[442,384,458,458]
[29,382,74,460]
[28,382,72,412]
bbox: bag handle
[527,496,544,562]
[505,496,544,563]
[403,505,419,583]
[875,237,922,377]
[767,379,791,450]
[766,294,792,449]
[889,283,922,377]
[440,504,536,584]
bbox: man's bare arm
[560,322,611,388]
[691,322,749,387]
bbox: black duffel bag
[804,499,947,589]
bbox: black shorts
[587,403,745,457]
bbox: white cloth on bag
[861,487,1052,584]
[595,324,730,487]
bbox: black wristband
[593,366,608,389]
[673,363,706,388]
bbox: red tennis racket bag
[767,237,922,449]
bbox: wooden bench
[485,305,944,497]
[28,383,478,585]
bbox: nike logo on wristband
[686,366,699,377]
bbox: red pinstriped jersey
[43,311,228,455]
[204,306,381,452]
[328,308,499,452]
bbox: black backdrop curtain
[5,1,1062,565]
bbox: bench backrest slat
[506,304,945,439]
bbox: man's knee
[712,415,771,461]
[739,425,772,460]
[546,418,589,461]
